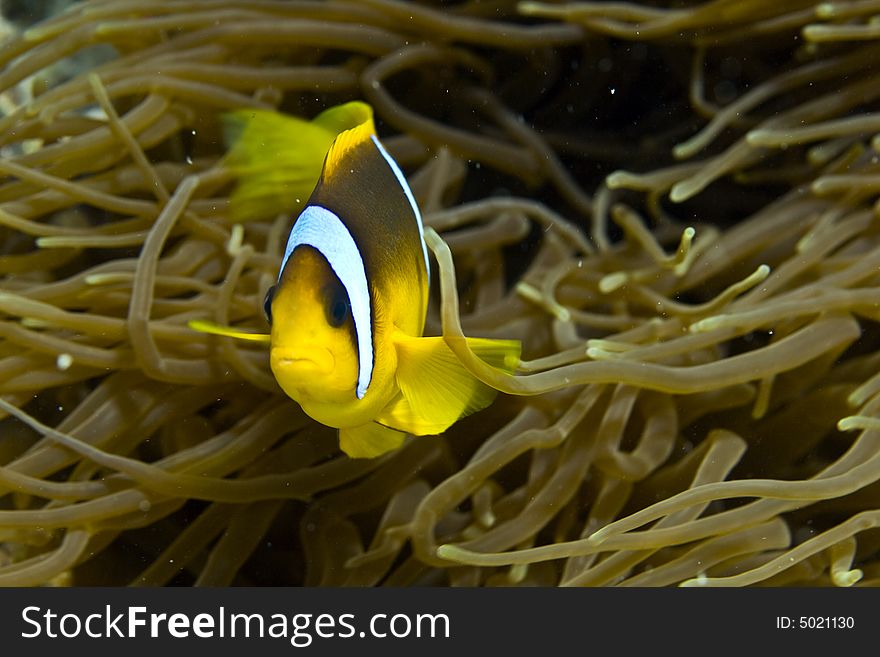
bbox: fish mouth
[275,356,311,365]
[270,346,334,374]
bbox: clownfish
[192,102,520,458]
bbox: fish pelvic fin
[339,421,406,459]
[188,319,271,343]
[222,101,373,222]
[386,334,521,436]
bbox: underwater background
[0,0,879,586]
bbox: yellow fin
[339,421,406,458]
[321,103,376,178]
[188,319,270,343]
[312,100,373,137]
[222,101,372,222]
[387,335,520,435]
[375,392,436,434]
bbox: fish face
[268,245,360,407]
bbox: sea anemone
[0,0,878,587]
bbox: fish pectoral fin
[375,393,449,436]
[188,319,271,343]
[339,422,406,459]
[392,335,521,435]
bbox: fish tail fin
[222,101,373,222]
[382,335,520,436]
[188,319,271,343]
[339,422,406,458]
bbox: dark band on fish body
[309,134,428,311]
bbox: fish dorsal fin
[387,334,520,436]
[312,100,374,136]
[321,103,376,179]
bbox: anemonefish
[192,101,521,458]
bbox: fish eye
[323,281,350,328]
[263,285,276,324]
